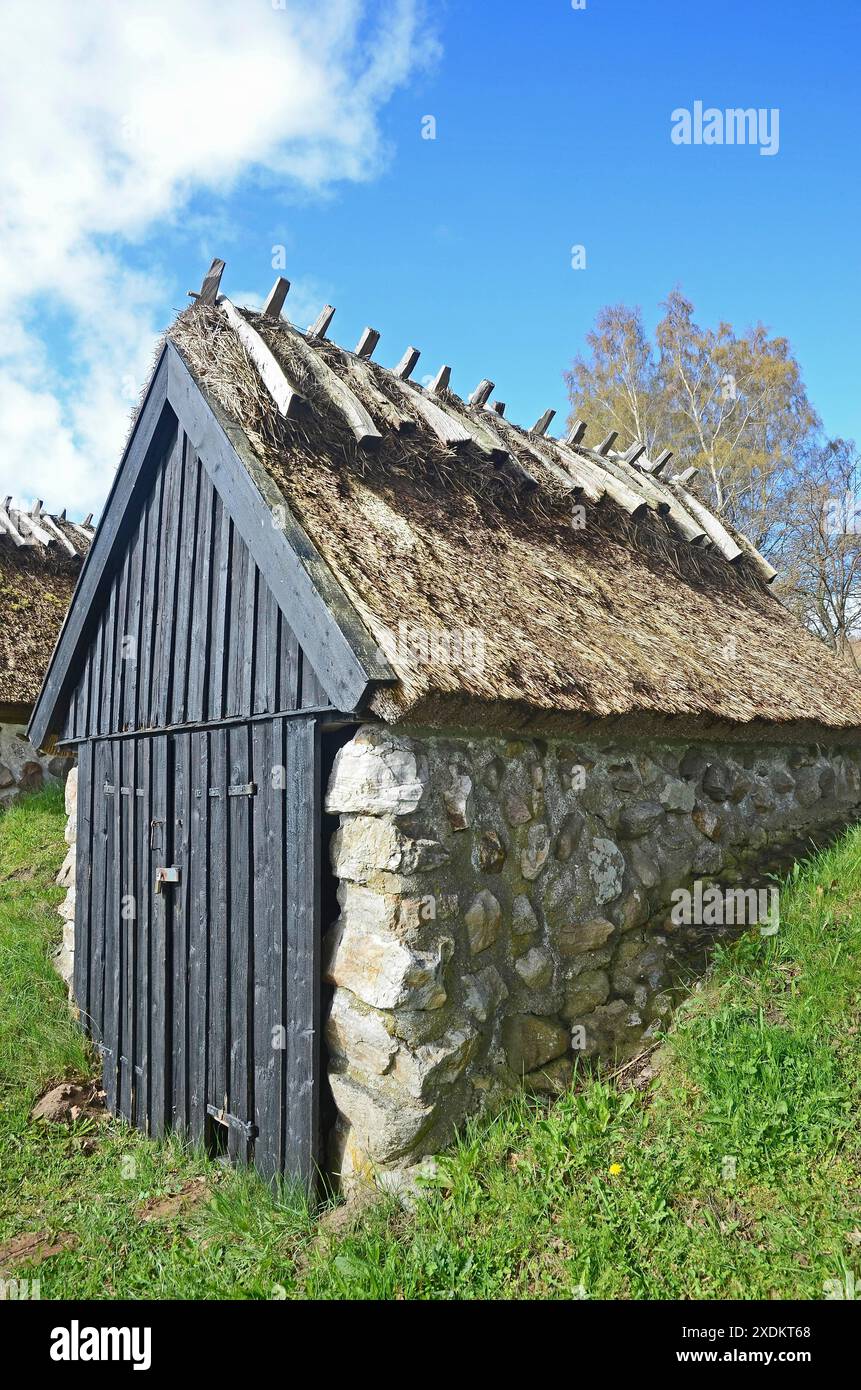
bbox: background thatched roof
[169,302,861,741]
[0,509,91,708]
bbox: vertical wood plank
[119,740,135,1121]
[148,734,171,1136]
[285,716,321,1190]
[123,491,147,732]
[171,730,192,1134]
[208,727,228,1115]
[208,500,232,721]
[171,447,201,725]
[72,743,94,1028]
[102,739,121,1114]
[187,729,210,1146]
[227,723,251,1163]
[187,463,215,725]
[135,737,151,1130]
[138,454,166,728]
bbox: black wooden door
[76,716,321,1188]
[89,733,170,1137]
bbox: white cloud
[0,0,436,515]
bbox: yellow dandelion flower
[608,1163,622,1176]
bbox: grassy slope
[1,789,860,1300]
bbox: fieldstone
[0,764,14,790]
[464,965,508,1023]
[503,1015,570,1074]
[628,842,661,889]
[659,778,696,813]
[702,763,731,802]
[392,1024,479,1099]
[588,837,625,903]
[475,830,506,873]
[443,768,473,830]
[56,845,76,889]
[19,761,44,792]
[819,767,836,798]
[557,917,616,955]
[524,1056,574,1095]
[554,812,584,861]
[611,938,668,998]
[772,768,795,794]
[794,768,822,808]
[512,894,539,936]
[326,991,398,1076]
[692,840,724,874]
[618,801,664,839]
[328,1073,436,1164]
[692,805,722,841]
[514,947,554,991]
[607,761,640,793]
[481,756,505,791]
[331,816,449,880]
[569,999,645,1059]
[679,749,707,781]
[560,969,609,1022]
[465,890,502,955]
[557,751,592,792]
[614,887,649,932]
[65,764,78,817]
[58,886,76,923]
[325,729,427,816]
[324,896,451,1010]
[504,793,532,826]
[521,823,551,880]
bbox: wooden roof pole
[219,298,308,421]
[16,509,56,547]
[39,513,78,556]
[0,501,26,546]
[281,326,384,448]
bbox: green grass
[2,789,861,1299]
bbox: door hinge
[206,1104,258,1141]
[228,781,257,797]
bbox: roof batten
[394,346,420,380]
[262,276,291,320]
[308,305,336,338]
[355,327,380,359]
[596,431,618,456]
[469,379,494,407]
[531,409,556,437]
[429,365,451,395]
[566,420,587,446]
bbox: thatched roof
[0,503,93,709]
[166,272,861,742]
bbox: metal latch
[155,865,181,894]
[206,1104,258,1141]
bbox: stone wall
[0,721,68,808]
[323,724,861,1187]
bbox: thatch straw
[168,304,861,741]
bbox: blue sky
[3,0,859,515]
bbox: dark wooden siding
[74,717,322,1186]
[63,424,332,741]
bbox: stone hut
[29,260,861,1191]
